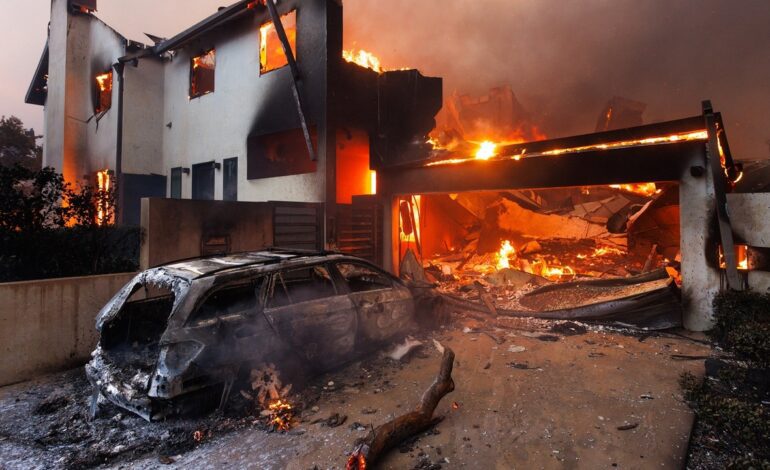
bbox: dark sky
[2,0,768,159]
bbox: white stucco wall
[159,0,328,203]
[122,58,165,176]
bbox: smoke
[343,0,770,159]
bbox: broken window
[187,281,261,326]
[95,70,112,114]
[336,263,393,293]
[268,265,336,308]
[259,10,296,74]
[190,49,215,98]
[247,127,317,179]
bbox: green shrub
[0,226,141,282]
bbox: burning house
[23,0,770,339]
[25,0,441,228]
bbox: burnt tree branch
[347,347,456,469]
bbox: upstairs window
[95,71,112,114]
[190,49,216,98]
[259,10,296,74]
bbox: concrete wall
[0,273,135,387]
[140,198,275,268]
[727,192,770,293]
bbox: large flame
[343,49,382,73]
[496,240,516,269]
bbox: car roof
[159,249,361,280]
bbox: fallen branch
[346,348,456,469]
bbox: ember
[265,398,294,432]
[346,451,367,470]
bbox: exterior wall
[727,192,770,293]
[62,9,126,183]
[43,0,127,184]
[0,273,135,386]
[42,0,69,172]
[122,58,165,175]
[140,198,274,269]
[159,0,330,204]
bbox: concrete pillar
[679,153,721,331]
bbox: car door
[263,264,358,370]
[332,261,415,345]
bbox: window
[170,167,183,199]
[187,281,260,326]
[267,265,336,308]
[190,49,215,98]
[336,263,393,293]
[223,158,238,201]
[192,162,216,200]
[95,70,112,114]
[259,10,296,74]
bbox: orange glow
[95,71,112,113]
[719,244,749,271]
[529,258,576,281]
[609,183,660,197]
[96,169,113,226]
[266,398,294,431]
[400,196,421,243]
[343,49,382,73]
[496,240,516,270]
[346,452,367,470]
[475,141,498,160]
[260,11,296,74]
[369,171,377,195]
[427,130,709,167]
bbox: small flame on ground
[266,398,294,431]
[346,452,367,470]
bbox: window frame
[94,70,113,114]
[258,9,297,76]
[265,263,339,309]
[332,261,397,294]
[189,48,216,99]
[186,277,266,327]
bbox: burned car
[86,250,417,421]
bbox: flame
[96,169,113,226]
[343,49,382,73]
[592,246,624,257]
[95,72,112,92]
[475,141,498,160]
[260,11,297,74]
[369,170,377,195]
[719,244,749,271]
[496,240,516,270]
[530,259,575,281]
[346,452,367,470]
[266,398,294,431]
[609,183,659,197]
[427,130,709,167]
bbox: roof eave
[25,41,49,106]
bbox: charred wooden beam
[264,0,317,162]
[703,101,742,290]
[380,140,705,196]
